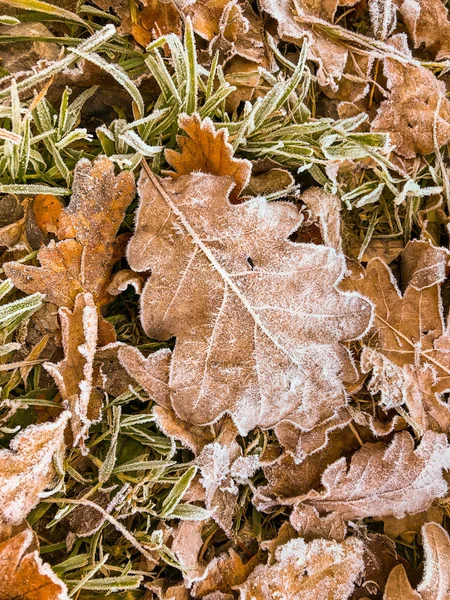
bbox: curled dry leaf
[4,156,135,309]
[305,430,450,520]
[192,548,258,598]
[371,36,450,157]
[130,0,182,48]
[380,506,443,542]
[197,437,259,535]
[236,536,364,600]
[300,186,342,252]
[384,522,450,599]
[44,293,102,450]
[0,411,69,532]
[394,0,450,59]
[289,504,347,542]
[165,114,252,202]
[183,0,266,65]
[127,165,372,437]
[342,240,450,435]
[0,529,69,600]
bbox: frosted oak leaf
[0,412,69,533]
[127,165,372,435]
[236,536,364,600]
[384,522,450,599]
[305,430,450,520]
[0,529,69,600]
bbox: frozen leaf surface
[4,157,135,308]
[372,36,450,157]
[236,536,364,600]
[127,166,372,436]
[44,293,101,450]
[384,523,450,599]
[0,412,69,531]
[165,114,251,202]
[0,529,69,600]
[342,241,450,433]
[306,431,450,520]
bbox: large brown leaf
[0,412,69,532]
[126,165,372,435]
[236,536,364,600]
[0,529,69,600]
[305,431,450,520]
[4,157,135,309]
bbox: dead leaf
[165,114,252,202]
[384,523,450,599]
[301,187,342,252]
[191,548,258,597]
[0,529,69,600]
[236,536,364,600]
[289,504,347,541]
[127,165,372,438]
[44,293,102,450]
[32,194,64,236]
[0,411,69,532]
[381,506,443,543]
[152,405,216,455]
[130,0,182,48]
[305,430,450,520]
[4,157,135,309]
[259,0,350,92]
[394,0,450,60]
[342,241,450,434]
[372,35,450,158]
[197,438,259,535]
[172,520,205,585]
[108,269,147,296]
[358,533,400,597]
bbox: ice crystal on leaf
[127,164,372,436]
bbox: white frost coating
[0,411,69,527]
[127,169,373,438]
[308,430,450,520]
[237,536,364,600]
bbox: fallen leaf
[0,529,69,600]
[32,194,64,235]
[300,186,342,252]
[236,536,364,600]
[152,405,216,455]
[305,430,450,520]
[44,293,101,450]
[372,35,450,157]
[394,0,450,60]
[192,549,258,597]
[4,157,135,309]
[130,0,182,48]
[358,533,400,597]
[127,165,372,437]
[259,0,350,92]
[0,411,69,532]
[381,506,443,542]
[172,520,205,585]
[383,564,420,600]
[165,114,252,202]
[342,241,450,434]
[384,523,450,599]
[289,504,346,541]
[197,437,259,535]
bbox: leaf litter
[2,0,450,598]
